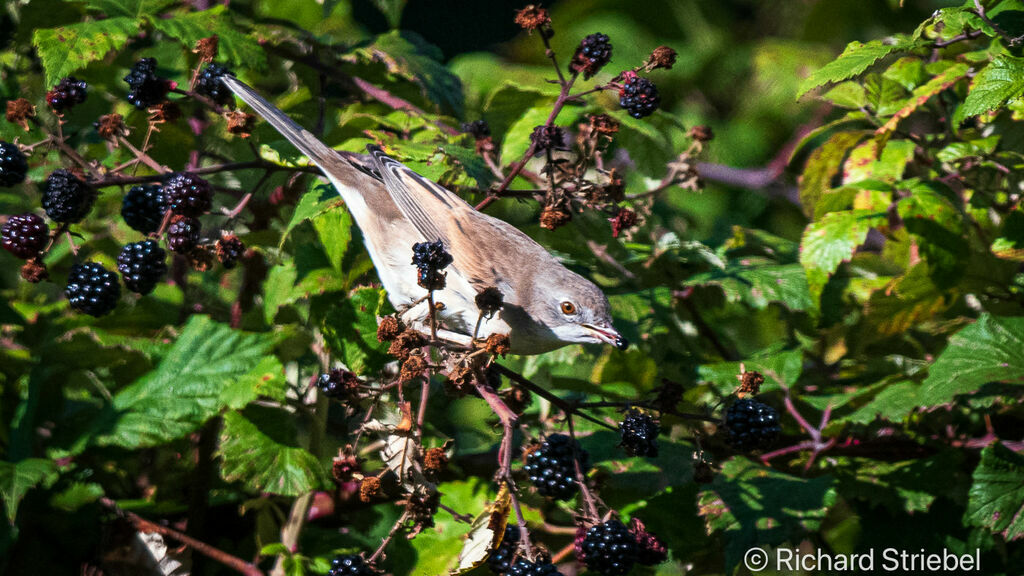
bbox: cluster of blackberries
[508,559,561,576]
[462,120,491,140]
[46,77,88,111]
[42,169,97,223]
[488,524,521,575]
[618,411,659,457]
[0,141,29,187]
[216,233,246,268]
[524,433,588,500]
[724,398,781,451]
[571,33,613,79]
[317,369,361,400]
[327,555,376,576]
[124,57,170,109]
[411,239,453,291]
[619,74,660,119]
[195,63,234,106]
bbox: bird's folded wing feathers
[367,145,455,246]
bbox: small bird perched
[221,76,627,355]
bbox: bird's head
[531,268,628,350]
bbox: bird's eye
[560,301,576,315]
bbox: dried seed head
[400,354,428,383]
[95,114,128,140]
[359,476,382,503]
[332,449,361,484]
[388,329,427,359]
[423,447,449,476]
[20,259,48,283]
[475,286,504,317]
[187,246,215,272]
[644,45,678,72]
[514,5,551,32]
[6,99,36,130]
[149,102,181,124]
[444,364,475,397]
[376,315,403,342]
[737,370,765,397]
[539,203,572,230]
[194,35,219,62]
[529,124,567,155]
[485,333,511,358]
[225,110,255,138]
[589,114,619,136]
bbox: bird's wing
[366,145,461,246]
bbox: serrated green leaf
[83,0,176,17]
[992,209,1024,262]
[685,262,813,311]
[318,287,390,374]
[699,457,837,572]
[800,209,887,296]
[32,17,141,85]
[920,314,1024,406]
[93,316,275,448]
[0,459,57,524]
[147,6,266,69]
[937,135,1001,163]
[312,205,353,273]
[482,82,549,142]
[822,82,868,109]
[798,131,867,217]
[219,411,329,496]
[500,106,557,167]
[864,264,954,336]
[966,442,1024,541]
[282,184,344,247]
[798,37,916,97]
[957,54,1024,125]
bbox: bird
[221,76,627,355]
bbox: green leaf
[0,459,57,524]
[798,37,916,97]
[318,287,390,374]
[799,209,887,296]
[482,82,549,142]
[967,443,1024,541]
[94,316,276,448]
[147,6,266,69]
[864,264,954,336]
[500,106,557,167]
[699,457,837,572]
[371,0,407,28]
[920,314,1024,406]
[32,17,141,85]
[798,131,867,217]
[345,30,464,116]
[957,54,1024,125]
[312,205,354,273]
[218,411,329,496]
[83,0,177,18]
[685,262,813,312]
[282,184,343,247]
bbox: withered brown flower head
[644,45,678,72]
[6,98,36,130]
[589,114,620,136]
[388,328,427,359]
[485,333,511,358]
[188,246,215,272]
[225,110,255,138]
[514,4,551,32]
[359,476,382,503]
[332,450,362,484]
[689,124,714,143]
[737,370,765,397]
[20,259,48,283]
[193,35,219,62]
[445,364,475,397]
[539,203,572,231]
[529,124,567,155]
[423,447,449,476]
[475,286,504,317]
[400,354,428,383]
[377,315,403,342]
[95,114,127,140]
[501,384,532,415]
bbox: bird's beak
[583,324,629,350]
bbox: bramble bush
[1,1,1023,575]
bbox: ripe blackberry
[571,33,612,79]
[462,120,491,139]
[724,398,781,451]
[488,524,521,575]
[124,57,170,109]
[195,64,234,106]
[529,125,567,154]
[163,172,212,216]
[508,559,561,576]
[216,234,245,268]
[327,555,376,576]
[121,184,167,234]
[42,169,97,223]
[46,77,88,111]
[619,411,659,457]
[66,262,120,317]
[317,369,361,400]
[0,141,29,187]
[167,216,201,253]
[580,520,637,576]
[523,433,588,500]
[618,74,660,119]
[411,239,453,291]
[117,240,167,295]
[2,214,49,259]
